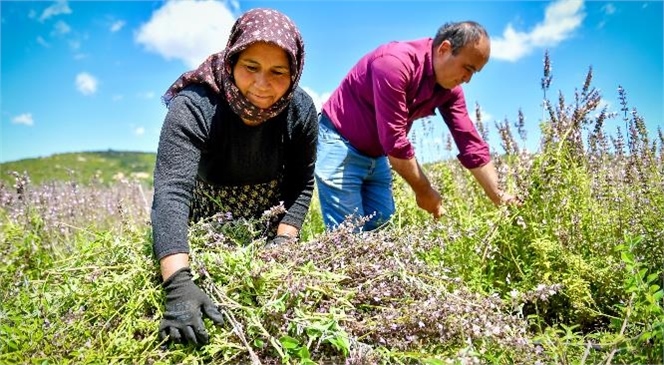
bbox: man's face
[433,36,490,89]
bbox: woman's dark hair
[433,21,488,55]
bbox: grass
[0,150,155,187]
[1,53,662,364]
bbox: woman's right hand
[158,267,225,345]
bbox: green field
[1,60,662,364]
[0,150,156,187]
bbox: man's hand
[415,187,443,219]
[159,267,224,345]
[499,192,522,206]
[386,155,444,219]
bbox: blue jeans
[314,113,395,231]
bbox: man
[315,21,516,231]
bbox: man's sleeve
[370,55,416,159]
[438,88,491,169]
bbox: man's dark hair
[433,21,488,55]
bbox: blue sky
[1,0,662,163]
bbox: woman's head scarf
[162,8,304,124]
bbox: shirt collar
[424,38,435,78]
[423,38,441,92]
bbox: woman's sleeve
[280,89,318,230]
[151,90,211,260]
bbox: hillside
[0,150,156,186]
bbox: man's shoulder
[368,38,432,72]
[381,37,431,55]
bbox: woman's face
[233,42,292,110]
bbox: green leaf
[621,251,634,264]
[327,334,350,356]
[305,327,322,338]
[279,336,300,349]
[423,358,445,365]
[649,304,663,314]
[297,346,311,359]
[6,340,18,351]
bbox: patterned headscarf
[162,8,305,124]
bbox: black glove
[158,267,224,345]
[268,234,295,247]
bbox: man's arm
[388,155,443,218]
[437,89,517,206]
[469,160,517,206]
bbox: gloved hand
[158,267,224,345]
[267,234,295,247]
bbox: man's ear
[437,40,452,55]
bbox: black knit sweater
[151,84,318,260]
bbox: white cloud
[301,87,331,113]
[37,36,50,48]
[76,72,98,95]
[69,40,81,50]
[52,20,71,36]
[228,0,240,12]
[110,20,125,33]
[598,3,616,28]
[137,91,155,99]
[599,97,611,109]
[477,107,494,123]
[491,25,531,61]
[13,113,34,126]
[601,3,616,15]
[134,126,146,136]
[592,98,614,119]
[39,0,71,22]
[135,0,237,69]
[491,0,585,62]
[112,94,124,101]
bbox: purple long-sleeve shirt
[322,37,490,169]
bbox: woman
[151,8,317,345]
